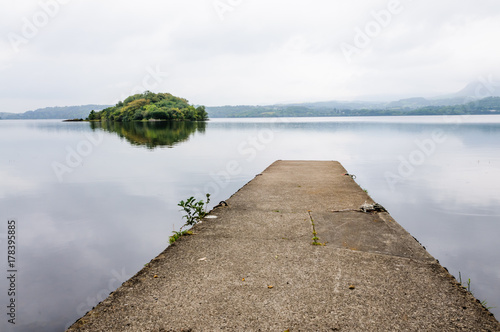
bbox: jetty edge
[67,160,499,331]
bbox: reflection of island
[90,121,206,149]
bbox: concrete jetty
[67,160,499,331]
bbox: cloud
[1,0,500,112]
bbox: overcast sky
[1,0,500,113]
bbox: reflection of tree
[90,121,206,149]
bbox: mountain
[4,80,500,120]
[434,80,500,100]
[206,80,500,117]
[0,105,111,120]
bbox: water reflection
[0,116,499,332]
[90,121,206,149]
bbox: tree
[195,106,208,120]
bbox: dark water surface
[0,116,499,331]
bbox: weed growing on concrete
[178,193,211,226]
[170,194,210,244]
[458,272,496,310]
[169,230,193,244]
[308,211,325,246]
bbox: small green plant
[178,193,211,226]
[480,299,493,309]
[169,230,193,244]
[459,272,472,292]
[170,194,210,244]
[312,240,325,246]
[308,211,325,246]
[458,272,495,310]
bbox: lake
[0,115,499,331]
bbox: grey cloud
[1,0,500,112]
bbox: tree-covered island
[88,91,208,122]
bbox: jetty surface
[68,160,499,331]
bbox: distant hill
[205,80,500,117]
[0,105,111,120]
[3,80,500,120]
[205,105,345,118]
[206,97,500,118]
[392,96,500,116]
[286,100,386,110]
[383,96,473,110]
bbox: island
[88,92,208,122]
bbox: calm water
[0,115,499,331]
